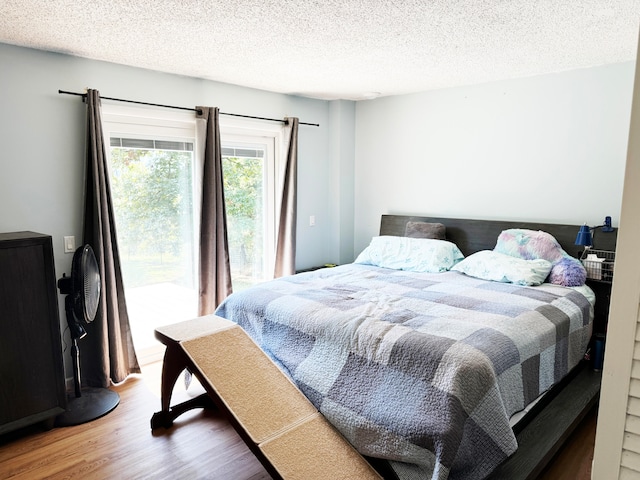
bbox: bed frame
[379,214,616,479]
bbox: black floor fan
[55,244,120,427]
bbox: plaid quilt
[215,264,593,480]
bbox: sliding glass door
[103,106,282,364]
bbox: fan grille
[82,248,101,322]
[71,245,101,324]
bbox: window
[102,105,197,364]
[222,134,277,290]
[102,105,283,364]
[220,117,283,290]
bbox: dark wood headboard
[380,214,618,259]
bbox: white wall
[354,63,635,255]
[0,43,351,377]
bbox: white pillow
[452,250,552,286]
[354,236,464,273]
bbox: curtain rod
[57,90,320,127]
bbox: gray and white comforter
[215,264,594,480]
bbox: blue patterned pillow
[355,236,464,273]
[452,250,553,286]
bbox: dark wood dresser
[0,232,67,434]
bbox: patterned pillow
[354,236,464,273]
[493,229,587,287]
[494,229,564,261]
[452,250,553,286]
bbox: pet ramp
[150,315,382,480]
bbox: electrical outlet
[64,236,76,253]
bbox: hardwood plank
[0,362,271,480]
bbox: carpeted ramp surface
[174,316,381,480]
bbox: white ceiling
[1,1,639,100]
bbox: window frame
[220,117,284,278]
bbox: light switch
[64,236,76,253]
[309,215,316,227]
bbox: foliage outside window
[110,145,195,289]
[223,153,264,291]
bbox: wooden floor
[0,362,597,480]
[0,363,270,480]
[537,405,597,480]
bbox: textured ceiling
[1,1,639,100]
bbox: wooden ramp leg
[150,341,216,430]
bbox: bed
[213,214,615,480]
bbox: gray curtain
[196,106,232,314]
[82,89,140,387]
[274,117,299,278]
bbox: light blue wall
[329,100,356,265]
[354,63,636,255]
[0,43,352,375]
